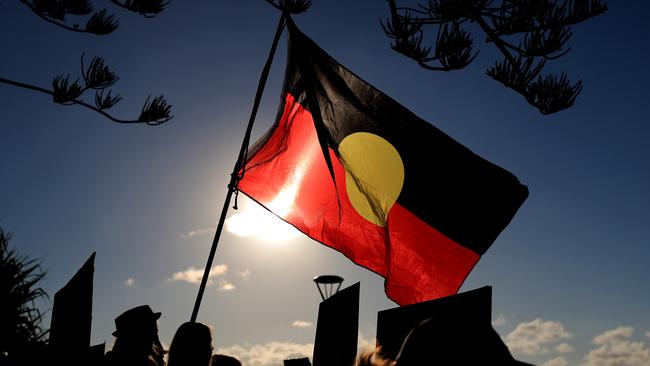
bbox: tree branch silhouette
[109,0,169,18]
[0,55,172,125]
[383,0,607,114]
[20,0,118,35]
[3,0,173,124]
[264,0,312,14]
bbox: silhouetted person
[394,317,533,365]
[104,305,165,366]
[211,354,242,366]
[283,357,312,366]
[167,322,213,366]
[356,348,394,366]
[374,286,533,365]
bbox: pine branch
[139,95,173,124]
[85,10,119,35]
[109,0,169,18]
[384,0,607,114]
[20,0,118,35]
[264,0,311,14]
[81,54,119,90]
[11,1,173,124]
[0,55,172,125]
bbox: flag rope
[190,12,288,323]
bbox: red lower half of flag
[238,94,479,305]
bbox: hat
[112,305,161,337]
[395,317,533,365]
[376,287,533,365]
[376,286,492,360]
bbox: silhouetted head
[113,305,161,339]
[355,348,394,366]
[111,305,161,358]
[395,317,532,365]
[167,322,213,366]
[212,354,243,366]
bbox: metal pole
[190,12,288,322]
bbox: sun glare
[225,199,300,244]
[226,138,318,244]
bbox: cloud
[291,321,313,328]
[555,342,575,354]
[216,333,375,366]
[646,332,650,340]
[217,279,236,291]
[180,227,215,239]
[357,331,376,352]
[493,314,508,327]
[581,326,650,366]
[593,326,634,346]
[542,356,569,366]
[236,269,251,281]
[123,277,136,287]
[216,341,313,366]
[167,264,228,285]
[505,319,572,355]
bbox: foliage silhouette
[264,0,312,14]
[1,0,172,125]
[383,0,607,114]
[0,228,49,365]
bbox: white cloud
[593,326,634,346]
[291,321,313,328]
[555,342,575,354]
[167,264,228,285]
[216,341,313,366]
[543,356,569,366]
[217,279,236,291]
[646,331,650,340]
[357,331,376,353]
[123,277,136,287]
[493,314,508,327]
[582,327,650,366]
[215,333,375,366]
[236,269,251,281]
[180,227,215,239]
[505,319,572,355]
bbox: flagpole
[190,12,288,323]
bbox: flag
[237,18,528,305]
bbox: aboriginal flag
[237,18,528,305]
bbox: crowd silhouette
[97,306,248,366]
[3,297,536,366]
[90,299,532,366]
[1,248,534,366]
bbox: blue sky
[1,1,649,365]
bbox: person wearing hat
[104,305,165,366]
[393,316,534,365]
[370,287,534,365]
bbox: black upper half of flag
[248,17,528,255]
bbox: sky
[1,1,649,366]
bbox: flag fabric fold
[237,18,528,305]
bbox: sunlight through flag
[225,198,301,243]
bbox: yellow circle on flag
[339,132,405,226]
